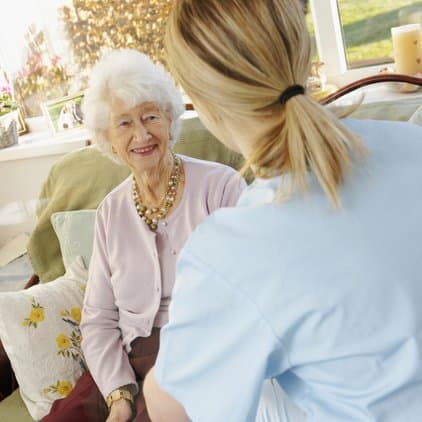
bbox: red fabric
[24,274,40,289]
[42,328,160,422]
[0,339,17,401]
[0,274,39,402]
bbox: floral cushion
[0,257,87,420]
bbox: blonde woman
[144,0,422,421]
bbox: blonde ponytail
[165,0,365,207]
[242,95,364,206]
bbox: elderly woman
[143,0,422,421]
[41,49,245,422]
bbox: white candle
[391,24,422,76]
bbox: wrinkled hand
[106,399,134,422]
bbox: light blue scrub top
[155,119,422,421]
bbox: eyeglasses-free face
[107,101,172,175]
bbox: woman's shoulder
[96,174,132,212]
[179,154,238,176]
[179,154,244,196]
[343,118,422,146]
[342,118,422,178]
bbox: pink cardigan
[80,155,246,398]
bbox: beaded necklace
[132,153,181,231]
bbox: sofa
[0,94,421,421]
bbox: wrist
[106,387,134,410]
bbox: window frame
[309,0,392,86]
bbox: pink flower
[51,55,61,66]
[0,80,17,117]
[0,85,12,96]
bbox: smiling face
[107,100,172,175]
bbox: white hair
[82,49,185,161]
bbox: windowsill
[0,128,90,162]
[0,111,199,163]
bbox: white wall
[0,133,88,248]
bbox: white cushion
[0,257,88,420]
[51,210,96,270]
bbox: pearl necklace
[132,153,181,231]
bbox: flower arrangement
[0,81,18,118]
[13,51,71,117]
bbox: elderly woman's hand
[105,399,134,422]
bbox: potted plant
[0,81,19,148]
[0,81,18,113]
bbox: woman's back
[144,0,422,419]
[167,118,422,420]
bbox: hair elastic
[278,84,305,105]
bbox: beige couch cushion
[0,389,33,422]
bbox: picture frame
[0,106,27,136]
[17,108,28,135]
[42,92,84,134]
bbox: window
[0,0,172,118]
[309,0,422,85]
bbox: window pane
[337,0,422,69]
[306,3,319,61]
[0,0,172,118]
